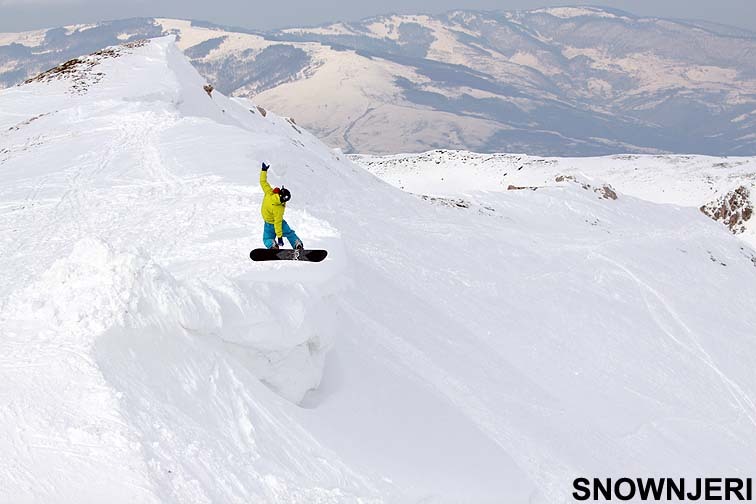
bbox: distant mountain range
[1,8,755,156]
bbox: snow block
[8,237,332,404]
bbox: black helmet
[279,186,291,203]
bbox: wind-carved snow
[3,37,756,503]
[0,36,370,503]
[1,235,340,499]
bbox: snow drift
[2,36,756,503]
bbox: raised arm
[260,162,273,195]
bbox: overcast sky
[1,0,755,33]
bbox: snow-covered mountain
[3,36,756,503]
[1,9,756,156]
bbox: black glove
[277,237,284,247]
[262,162,270,171]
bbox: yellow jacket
[260,170,286,237]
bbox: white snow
[3,36,756,503]
[250,47,423,148]
[533,7,622,19]
[0,28,46,47]
[155,19,228,51]
[282,23,358,37]
[353,149,756,246]
[247,43,530,155]
[64,23,99,35]
[560,47,756,101]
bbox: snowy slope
[3,37,756,503]
[353,149,756,247]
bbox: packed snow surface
[2,37,756,503]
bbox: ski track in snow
[595,252,756,428]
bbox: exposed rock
[286,117,302,134]
[700,185,753,234]
[596,185,618,200]
[121,39,149,49]
[7,112,53,131]
[203,84,214,96]
[23,40,150,94]
[555,175,617,200]
[420,195,470,208]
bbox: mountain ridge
[1,8,755,155]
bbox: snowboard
[250,248,328,262]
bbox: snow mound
[7,237,331,403]
[9,237,211,336]
[1,238,356,501]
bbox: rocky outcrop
[595,185,618,201]
[700,186,753,234]
[555,175,618,200]
[23,39,148,94]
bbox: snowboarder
[260,162,303,250]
